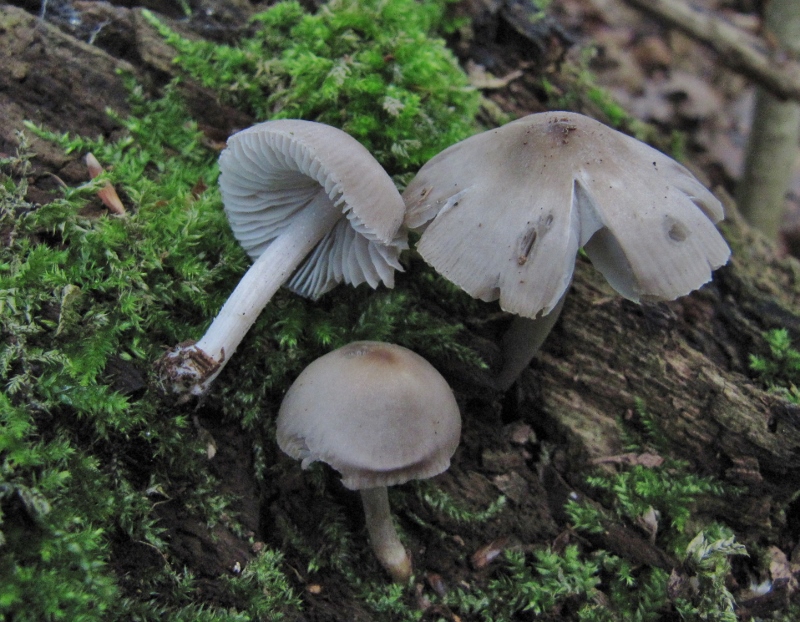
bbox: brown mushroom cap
[277,341,461,490]
[403,111,731,318]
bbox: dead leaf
[506,422,537,445]
[471,537,510,569]
[86,152,126,216]
[635,506,660,543]
[191,177,208,199]
[425,572,448,597]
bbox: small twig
[135,539,172,569]
[42,172,68,189]
[623,0,800,101]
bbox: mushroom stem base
[157,194,342,397]
[360,486,412,583]
[494,292,567,391]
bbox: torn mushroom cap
[276,341,461,490]
[403,111,731,318]
[220,120,407,299]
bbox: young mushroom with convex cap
[276,341,461,583]
[402,111,731,390]
[157,120,407,398]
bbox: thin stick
[623,0,800,101]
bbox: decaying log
[0,5,137,169]
[509,202,800,539]
[0,5,250,178]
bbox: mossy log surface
[2,1,800,619]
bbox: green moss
[435,546,602,622]
[565,404,729,545]
[673,527,746,622]
[221,549,302,620]
[1,81,308,619]
[433,539,691,622]
[143,0,480,175]
[584,462,726,536]
[545,397,751,622]
[415,482,506,524]
[0,0,490,615]
[749,328,800,403]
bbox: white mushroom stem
[360,487,412,583]
[158,194,342,397]
[493,292,567,391]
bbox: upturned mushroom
[402,111,731,389]
[158,120,407,398]
[276,341,461,583]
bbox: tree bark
[506,200,800,539]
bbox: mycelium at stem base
[157,195,341,399]
[360,487,412,584]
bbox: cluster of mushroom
[156,112,731,581]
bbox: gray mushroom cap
[276,341,461,490]
[403,111,731,318]
[219,120,407,299]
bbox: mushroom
[402,111,731,390]
[158,120,407,398]
[276,341,461,583]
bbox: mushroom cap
[276,341,461,490]
[402,111,731,318]
[219,120,407,299]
